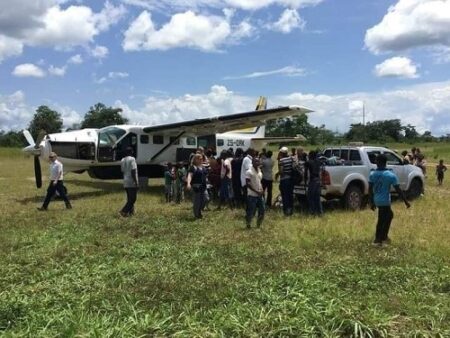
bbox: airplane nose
[22,144,41,156]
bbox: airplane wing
[142,105,312,135]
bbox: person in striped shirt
[278,147,294,216]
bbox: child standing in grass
[436,159,447,185]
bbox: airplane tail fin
[255,96,267,111]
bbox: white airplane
[23,97,312,188]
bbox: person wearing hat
[37,152,72,211]
[278,146,294,216]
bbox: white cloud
[268,8,305,33]
[48,65,67,76]
[68,54,83,64]
[0,35,23,63]
[0,1,125,61]
[374,56,419,79]
[91,45,109,59]
[121,0,323,11]
[12,64,46,78]
[123,10,236,52]
[94,71,130,84]
[116,85,252,127]
[0,0,57,38]
[365,0,450,54]
[0,90,34,131]
[224,65,307,79]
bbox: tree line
[1,104,448,147]
[0,103,128,147]
[265,115,448,144]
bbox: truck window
[340,149,349,161]
[323,150,331,158]
[349,150,361,162]
[367,151,381,164]
[384,151,403,166]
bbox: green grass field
[1,145,449,337]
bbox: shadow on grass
[66,179,167,197]
[16,179,169,205]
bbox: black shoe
[66,204,72,209]
[37,207,47,211]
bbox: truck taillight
[321,170,331,185]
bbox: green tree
[0,130,26,147]
[81,103,128,129]
[403,124,419,140]
[28,105,63,140]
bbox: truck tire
[406,178,422,200]
[343,185,363,211]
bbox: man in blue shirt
[369,154,411,246]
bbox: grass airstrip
[0,144,449,337]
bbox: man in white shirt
[240,148,255,207]
[120,147,139,217]
[245,157,264,228]
[38,152,72,210]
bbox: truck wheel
[406,178,422,200]
[343,185,363,210]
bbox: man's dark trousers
[375,206,393,242]
[122,187,138,215]
[42,181,71,209]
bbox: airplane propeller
[22,130,45,188]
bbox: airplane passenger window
[217,139,224,146]
[153,135,164,144]
[186,137,196,146]
[140,135,149,144]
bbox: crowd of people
[158,145,325,226]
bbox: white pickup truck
[294,146,425,210]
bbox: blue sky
[1,0,450,135]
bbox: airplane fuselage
[36,125,262,179]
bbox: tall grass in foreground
[0,147,449,337]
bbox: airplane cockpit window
[98,127,126,146]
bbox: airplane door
[97,128,136,162]
[116,133,137,160]
[197,135,216,151]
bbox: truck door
[384,151,407,188]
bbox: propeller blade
[23,130,35,147]
[34,156,42,188]
[35,130,47,149]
